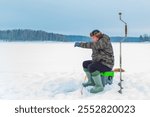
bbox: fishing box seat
[100,71,114,87]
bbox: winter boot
[90,71,104,93]
[82,68,95,87]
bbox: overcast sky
[0,0,150,36]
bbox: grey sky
[0,0,150,36]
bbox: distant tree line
[140,34,150,42]
[0,29,149,42]
[0,29,91,42]
[0,29,68,41]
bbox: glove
[74,42,80,47]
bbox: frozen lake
[0,42,150,99]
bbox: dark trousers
[83,60,112,73]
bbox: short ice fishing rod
[118,12,128,94]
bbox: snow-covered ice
[0,42,150,100]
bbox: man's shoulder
[103,34,110,40]
[99,34,110,43]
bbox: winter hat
[90,30,103,38]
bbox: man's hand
[74,42,80,47]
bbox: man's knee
[82,61,91,68]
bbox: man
[74,30,114,93]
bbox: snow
[0,42,150,100]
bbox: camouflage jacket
[79,34,114,69]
